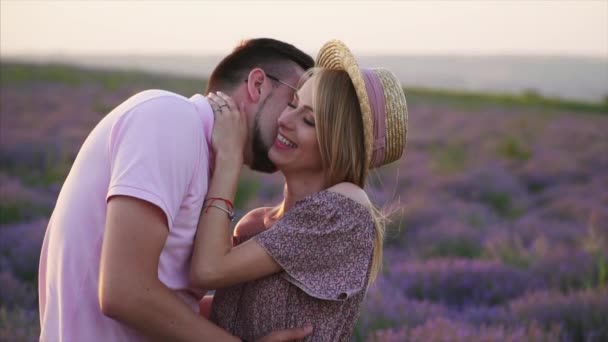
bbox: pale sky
[1,0,607,57]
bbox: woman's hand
[208,92,248,165]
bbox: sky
[1,0,607,57]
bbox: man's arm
[99,195,239,341]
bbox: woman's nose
[278,108,295,130]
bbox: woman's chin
[268,158,289,172]
[268,152,287,170]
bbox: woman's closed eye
[303,118,315,127]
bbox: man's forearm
[101,278,239,342]
[101,196,241,341]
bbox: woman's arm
[189,153,282,289]
[189,92,282,289]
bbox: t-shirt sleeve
[254,192,375,301]
[106,95,204,230]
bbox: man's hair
[205,38,314,93]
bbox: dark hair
[205,38,314,93]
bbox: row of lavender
[2,64,608,340]
[352,105,608,341]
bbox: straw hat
[316,39,408,171]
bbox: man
[38,38,314,341]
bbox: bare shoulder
[234,207,273,237]
[327,182,371,207]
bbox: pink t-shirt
[38,90,214,341]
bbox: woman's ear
[246,68,266,103]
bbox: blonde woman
[190,40,408,341]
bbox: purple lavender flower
[367,318,562,342]
[0,306,39,342]
[0,271,36,310]
[508,287,608,342]
[388,258,540,308]
[356,276,450,336]
[0,218,48,285]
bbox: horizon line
[2,52,607,60]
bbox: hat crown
[316,40,408,171]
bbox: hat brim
[316,40,375,170]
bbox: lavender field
[1,63,607,341]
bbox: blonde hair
[270,68,385,285]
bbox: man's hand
[256,325,313,342]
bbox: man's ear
[246,68,266,103]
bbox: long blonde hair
[270,68,385,285]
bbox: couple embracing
[39,38,408,341]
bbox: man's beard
[250,95,278,173]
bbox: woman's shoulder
[234,207,274,238]
[326,182,371,208]
[285,183,373,226]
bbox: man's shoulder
[127,89,192,109]
[113,89,201,126]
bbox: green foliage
[353,316,396,342]
[423,238,483,259]
[1,62,206,95]
[483,237,533,269]
[404,86,608,114]
[91,100,115,115]
[430,144,468,173]
[0,202,26,225]
[234,178,260,209]
[497,136,532,161]
[481,191,522,218]
[1,64,82,86]
[0,201,51,225]
[597,254,607,288]
[509,288,608,342]
[581,223,608,289]
[467,214,485,229]
[4,62,605,114]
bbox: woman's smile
[275,133,298,149]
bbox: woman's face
[268,75,323,175]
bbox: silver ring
[219,104,229,110]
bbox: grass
[404,86,608,114]
[2,62,606,114]
[480,191,523,219]
[0,200,52,225]
[0,148,73,187]
[1,62,206,95]
[497,136,532,162]
[423,238,483,259]
[430,143,468,173]
[0,202,28,225]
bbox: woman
[190,40,408,341]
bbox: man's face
[250,68,305,173]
